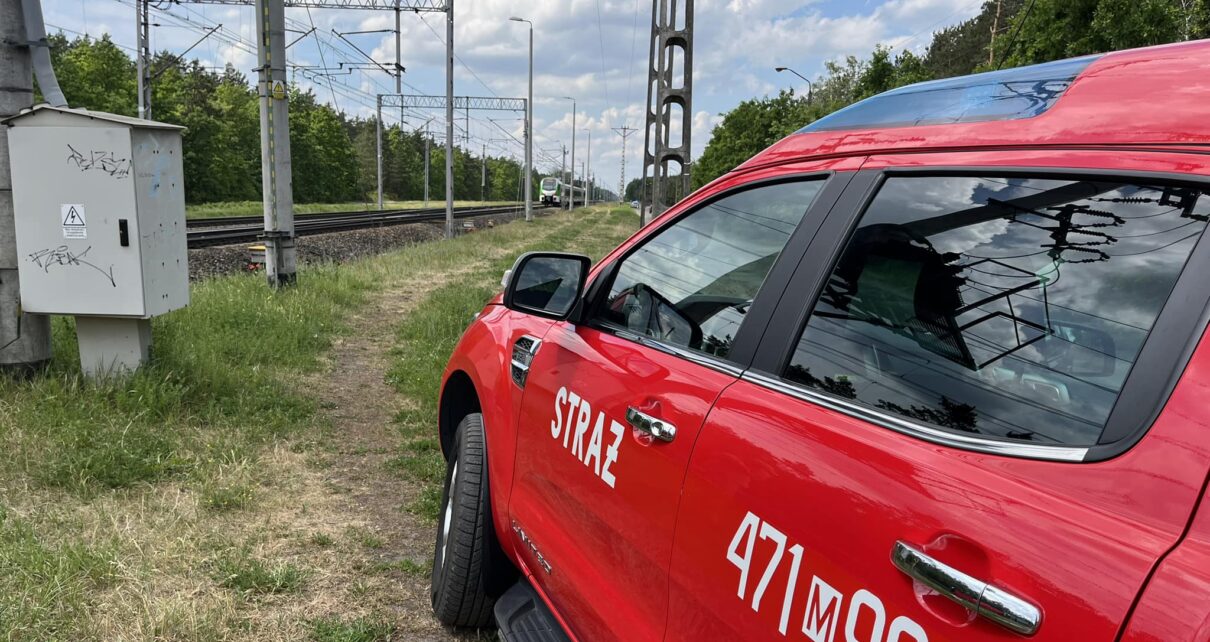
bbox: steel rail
[185,203,521,229]
[187,204,542,248]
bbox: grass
[308,615,393,642]
[0,204,637,640]
[200,482,256,513]
[310,532,335,547]
[385,206,638,520]
[0,262,375,494]
[213,549,307,595]
[370,558,428,576]
[186,199,517,219]
[0,505,119,639]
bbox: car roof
[736,39,1210,172]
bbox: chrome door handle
[625,407,676,442]
[892,541,1041,636]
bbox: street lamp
[561,96,577,209]
[583,127,591,205]
[775,66,814,103]
[510,17,534,222]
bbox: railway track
[186,203,538,248]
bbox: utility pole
[443,0,454,238]
[136,0,151,119]
[481,142,487,201]
[0,0,52,372]
[584,128,591,205]
[562,96,576,209]
[509,17,533,222]
[560,144,567,205]
[524,22,532,221]
[376,94,383,209]
[255,0,296,287]
[642,0,694,224]
[388,0,401,209]
[424,119,431,207]
[395,2,403,98]
[613,125,636,204]
[989,0,1002,67]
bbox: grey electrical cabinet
[4,105,188,319]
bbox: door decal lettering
[726,511,929,641]
[550,385,624,488]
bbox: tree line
[44,33,538,205]
[685,0,1210,192]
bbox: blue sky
[44,0,984,195]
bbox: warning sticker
[271,80,287,100]
[61,204,87,239]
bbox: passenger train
[540,176,588,206]
[540,176,562,206]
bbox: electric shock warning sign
[61,204,87,239]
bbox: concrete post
[443,0,455,238]
[0,0,52,373]
[566,98,575,209]
[523,23,533,222]
[376,95,383,209]
[424,121,430,207]
[642,0,694,224]
[255,0,296,287]
[136,0,151,119]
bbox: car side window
[785,175,1209,447]
[597,180,825,360]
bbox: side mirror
[503,251,592,320]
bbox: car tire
[431,412,497,627]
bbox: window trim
[580,170,852,371]
[751,165,1210,463]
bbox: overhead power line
[996,0,1037,69]
[173,0,447,10]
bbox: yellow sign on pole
[271,80,286,100]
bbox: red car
[429,40,1210,641]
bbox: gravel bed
[188,209,531,280]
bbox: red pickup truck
[429,40,1210,641]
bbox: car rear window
[784,175,1209,447]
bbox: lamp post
[562,96,576,209]
[774,66,814,103]
[584,127,591,205]
[510,16,534,222]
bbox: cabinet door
[10,126,143,316]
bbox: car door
[666,153,1210,641]
[508,171,847,641]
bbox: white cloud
[44,0,980,195]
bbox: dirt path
[312,281,448,638]
[284,209,628,640]
[300,219,577,639]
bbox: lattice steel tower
[641,0,693,225]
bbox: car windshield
[541,178,557,189]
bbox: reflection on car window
[786,176,1209,447]
[598,180,825,359]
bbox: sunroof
[798,54,1102,133]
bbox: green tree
[692,90,814,189]
[45,34,136,115]
[288,89,359,203]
